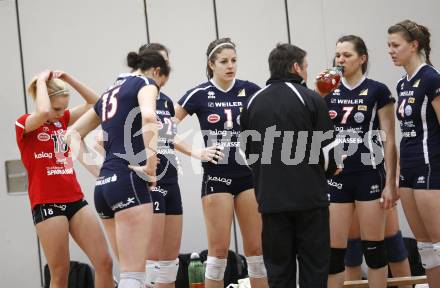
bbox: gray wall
[0,0,438,286]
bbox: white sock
[145,260,159,287]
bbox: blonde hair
[27,77,69,100]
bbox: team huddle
[15,19,440,288]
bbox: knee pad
[245,255,267,278]
[345,238,363,267]
[145,260,159,287]
[329,248,346,274]
[205,256,227,281]
[385,231,408,262]
[362,240,388,269]
[120,272,145,288]
[418,242,440,269]
[156,259,179,284]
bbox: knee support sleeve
[345,238,363,267]
[385,231,408,262]
[145,260,159,287]
[205,256,227,281]
[245,255,267,278]
[329,248,346,274]
[362,240,388,269]
[156,259,179,284]
[418,242,440,270]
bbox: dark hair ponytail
[126,50,170,77]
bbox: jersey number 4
[101,87,120,122]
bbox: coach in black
[240,43,338,287]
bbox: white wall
[1,0,439,286]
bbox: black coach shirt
[240,75,337,213]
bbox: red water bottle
[316,66,344,95]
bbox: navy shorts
[32,199,88,225]
[328,168,385,203]
[399,164,440,190]
[94,170,151,219]
[201,172,254,197]
[150,182,183,215]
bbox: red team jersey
[15,110,83,209]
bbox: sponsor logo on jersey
[330,98,337,103]
[214,101,242,108]
[37,132,51,141]
[208,102,215,107]
[359,88,368,96]
[413,79,420,88]
[337,99,364,104]
[354,112,365,123]
[47,168,73,176]
[42,127,49,132]
[332,89,341,96]
[237,89,246,97]
[408,97,415,104]
[370,184,380,194]
[327,179,342,190]
[34,152,53,159]
[208,91,216,99]
[358,105,368,111]
[417,176,426,184]
[53,121,62,128]
[208,175,232,186]
[207,114,220,123]
[404,105,413,116]
[111,197,136,211]
[95,174,118,186]
[400,91,414,97]
[329,110,338,119]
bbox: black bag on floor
[403,237,425,276]
[44,261,94,288]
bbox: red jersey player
[15,70,114,288]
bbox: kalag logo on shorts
[111,197,136,211]
[207,114,220,124]
[37,132,50,141]
[208,175,232,186]
[151,186,168,196]
[370,184,380,194]
[53,204,67,211]
[95,174,118,186]
[327,179,342,190]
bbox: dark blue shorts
[32,199,88,225]
[399,164,440,190]
[150,181,183,215]
[94,170,151,219]
[201,172,254,197]
[328,168,385,203]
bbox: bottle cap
[190,252,200,259]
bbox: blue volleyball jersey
[156,92,178,183]
[396,64,440,169]
[325,77,394,172]
[178,79,260,176]
[94,74,158,172]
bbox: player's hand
[380,185,397,209]
[128,160,157,186]
[51,70,67,80]
[200,145,224,164]
[37,70,52,82]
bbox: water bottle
[188,252,204,288]
[316,66,344,95]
